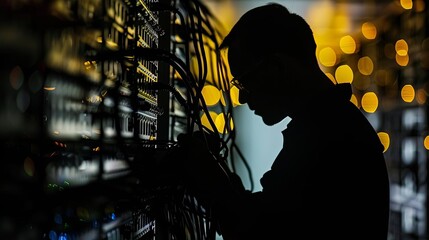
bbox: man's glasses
[229,58,268,94]
[231,77,249,94]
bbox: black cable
[146,81,190,114]
[152,1,258,238]
[158,0,252,195]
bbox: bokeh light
[396,54,409,66]
[361,92,378,113]
[335,64,354,83]
[358,56,374,76]
[395,39,409,56]
[201,84,220,106]
[214,113,234,134]
[401,84,415,103]
[400,0,413,9]
[362,22,377,40]
[339,35,356,54]
[201,111,218,132]
[319,47,337,67]
[377,132,390,153]
[416,88,427,104]
[325,72,337,84]
[424,136,429,150]
[350,94,359,108]
[230,86,241,106]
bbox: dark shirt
[216,83,390,240]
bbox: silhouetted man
[180,3,390,239]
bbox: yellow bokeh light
[362,22,377,40]
[201,111,218,132]
[214,113,234,134]
[325,72,337,84]
[350,94,359,108]
[400,0,413,9]
[357,56,374,76]
[416,88,427,104]
[201,84,220,106]
[396,54,409,66]
[229,117,234,131]
[319,47,337,67]
[424,135,429,150]
[415,0,425,12]
[335,65,354,84]
[230,86,241,106]
[377,132,390,153]
[395,39,408,56]
[339,35,356,54]
[401,84,415,103]
[215,113,226,133]
[361,92,378,113]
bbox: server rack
[0,0,230,239]
[379,2,428,238]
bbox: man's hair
[219,3,318,66]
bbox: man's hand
[177,131,235,205]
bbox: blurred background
[0,0,427,239]
[202,0,428,239]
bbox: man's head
[220,3,317,68]
[219,3,322,125]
